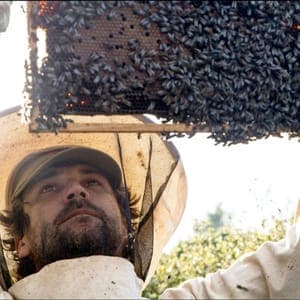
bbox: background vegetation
[143,205,289,299]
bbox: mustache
[54,199,107,225]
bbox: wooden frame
[29,120,209,133]
[26,102,209,133]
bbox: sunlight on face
[20,163,128,270]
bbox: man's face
[16,163,128,271]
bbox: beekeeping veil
[0,107,187,289]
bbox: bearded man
[0,109,299,299]
[0,109,188,298]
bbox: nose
[63,182,90,204]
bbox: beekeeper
[0,108,299,299]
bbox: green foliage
[143,218,288,299]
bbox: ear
[16,237,31,259]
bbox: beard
[27,201,128,271]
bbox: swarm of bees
[25,1,299,145]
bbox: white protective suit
[0,219,298,299]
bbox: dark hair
[0,183,137,280]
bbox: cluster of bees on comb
[25,1,299,145]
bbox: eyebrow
[29,168,60,187]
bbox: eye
[85,179,101,188]
[41,184,56,194]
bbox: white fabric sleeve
[160,222,300,299]
[0,1,11,33]
[0,288,13,300]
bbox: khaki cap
[6,146,122,208]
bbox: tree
[194,203,231,232]
[143,217,288,299]
[207,203,225,228]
